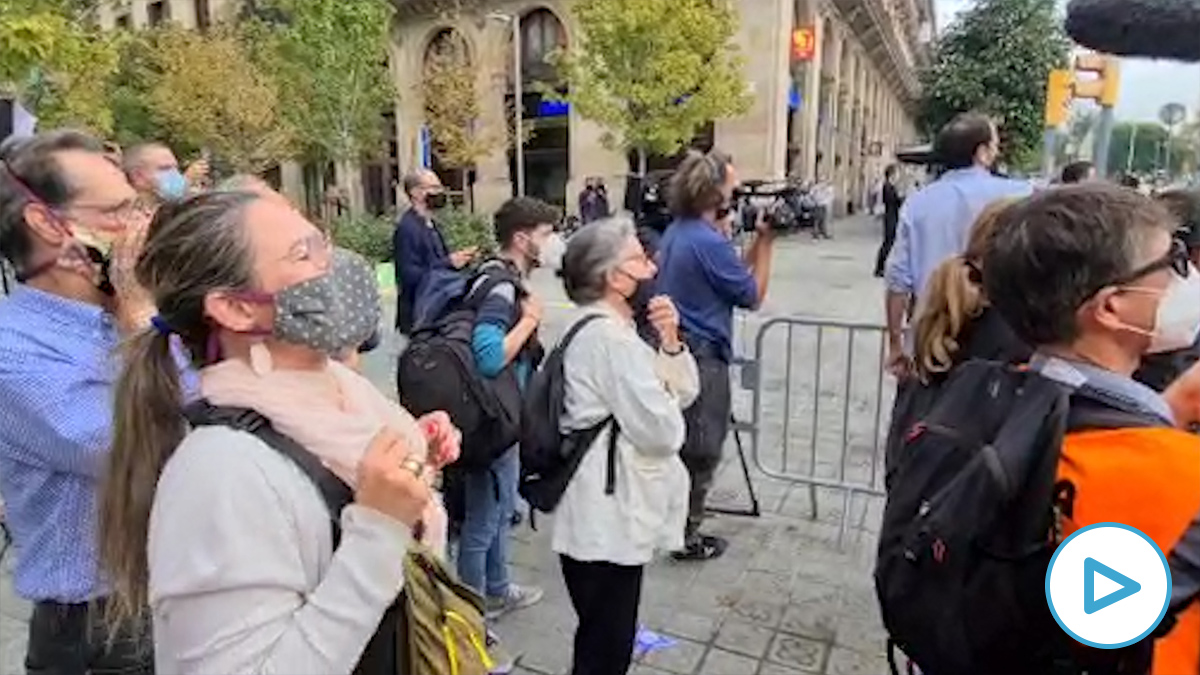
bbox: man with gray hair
[978,181,1200,674]
[393,168,477,334]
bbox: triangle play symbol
[1084,557,1142,615]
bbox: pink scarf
[200,357,447,550]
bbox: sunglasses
[1110,238,1191,288]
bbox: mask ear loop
[205,290,277,374]
[1,161,94,282]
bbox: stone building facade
[96,0,931,217]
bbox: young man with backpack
[457,196,559,618]
[877,182,1200,673]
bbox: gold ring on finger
[400,456,424,478]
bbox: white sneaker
[485,583,544,620]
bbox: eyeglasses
[283,231,333,265]
[66,198,142,222]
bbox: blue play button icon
[1047,523,1170,648]
[1084,557,1142,614]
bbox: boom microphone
[1065,0,1200,62]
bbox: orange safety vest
[1060,427,1200,675]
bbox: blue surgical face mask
[155,168,188,201]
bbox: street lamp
[489,11,525,197]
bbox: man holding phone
[655,150,777,561]
[394,170,477,335]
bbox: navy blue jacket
[393,208,450,333]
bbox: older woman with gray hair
[553,216,700,675]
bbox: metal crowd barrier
[738,316,892,547]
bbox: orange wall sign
[792,27,816,62]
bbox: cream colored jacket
[551,305,700,566]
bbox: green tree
[918,0,1069,168]
[1,0,122,134]
[260,0,396,166]
[107,30,169,148]
[137,25,293,172]
[421,39,501,202]
[1109,121,1192,177]
[554,0,751,175]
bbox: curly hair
[667,149,732,218]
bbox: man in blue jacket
[393,169,476,335]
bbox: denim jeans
[456,446,518,598]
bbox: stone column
[835,47,854,212]
[873,76,883,176]
[849,58,866,210]
[796,5,825,182]
[390,28,424,209]
[819,23,843,182]
[471,21,515,215]
[834,49,855,213]
[715,0,792,180]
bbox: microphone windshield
[1066,0,1200,61]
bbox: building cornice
[393,0,492,21]
[828,0,921,108]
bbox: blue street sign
[418,126,431,169]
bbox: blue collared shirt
[0,286,120,602]
[884,167,1033,298]
[656,218,758,362]
[1032,353,1176,426]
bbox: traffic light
[1045,69,1073,127]
[1072,53,1120,107]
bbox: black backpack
[875,360,1074,674]
[518,313,618,513]
[397,262,526,471]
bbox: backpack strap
[604,418,620,495]
[556,312,620,495]
[182,399,354,546]
[464,259,524,310]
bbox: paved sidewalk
[0,215,895,675]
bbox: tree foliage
[0,0,122,134]
[917,0,1069,168]
[421,45,501,182]
[1108,121,1192,176]
[554,0,751,173]
[259,0,396,164]
[137,25,293,172]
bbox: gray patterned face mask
[268,247,381,354]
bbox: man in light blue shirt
[0,131,156,673]
[883,113,1033,374]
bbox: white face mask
[1136,264,1200,354]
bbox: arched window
[422,27,472,200]
[520,8,566,80]
[424,27,470,69]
